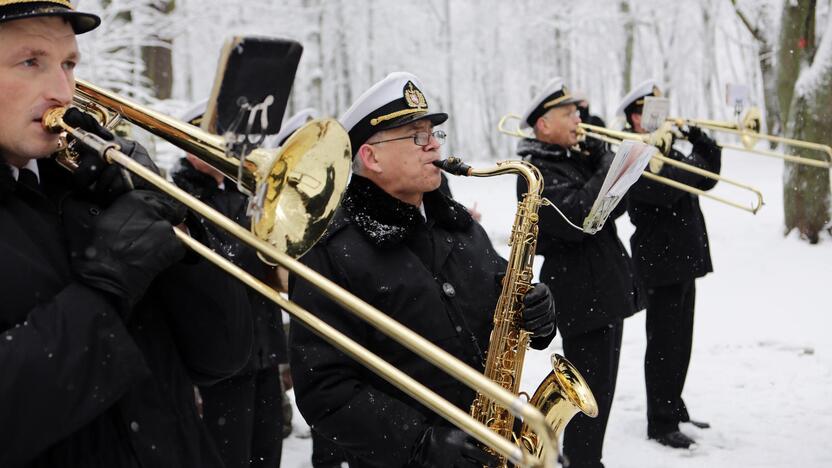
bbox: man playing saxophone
[289,72,557,467]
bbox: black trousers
[644,280,695,436]
[312,429,348,468]
[561,319,624,468]
[200,367,284,468]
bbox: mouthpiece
[42,107,68,133]
[433,157,472,176]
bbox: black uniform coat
[173,158,287,371]
[289,175,524,468]
[517,139,644,338]
[0,158,253,468]
[626,135,721,287]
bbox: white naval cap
[520,77,580,130]
[340,72,448,157]
[263,107,319,149]
[615,78,662,117]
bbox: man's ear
[534,115,548,137]
[629,112,642,130]
[358,144,383,174]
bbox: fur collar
[341,175,473,247]
[516,138,575,162]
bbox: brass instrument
[435,157,598,467]
[497,114,764,214]
[668,107,832,169]
[43,81,560,468]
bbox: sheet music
[582,141,656,234]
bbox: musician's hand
[408,426,499,468]
[579,136,608,159]
[522,283,556,339]
[73,190,187,314]
[64,108,160,206]
[681,125,716,148]
[589,146,616,173]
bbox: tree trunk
[620,1,634,95]
[141,1,175,100]
[782,0,831,243]
[775,0,815,127]
[730,0,781,139]
[759,43,781,138]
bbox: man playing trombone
[514,77,644,468]
[0,2,252,466]
[171,101,288,468]
[617,79,718,449]
[289,72,557,467]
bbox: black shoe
[650,431,695,449]
[686,418,711,429]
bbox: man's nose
[45,67,75,106]
[423,133,440,151]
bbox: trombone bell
[255,118,350,257]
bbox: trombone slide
[47,103,557,468]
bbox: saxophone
[434,157,599,467]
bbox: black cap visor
[350,111,448,157]
[0,4,101,34]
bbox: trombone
[668,107,832,169]
[497,114,764,214]
[43,80,557,468]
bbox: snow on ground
[282,149,832,467]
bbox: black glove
[64,108,160,206]
[408,426,499,468]
[522,283,556,339]
[681,125,716,148]
[73,190,187,313]
[578,136,608,159]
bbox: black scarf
[341,175,473,247]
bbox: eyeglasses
[368,130,446,147]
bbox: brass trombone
[497,114,764,214]
[668,107,832,169]
[44,80,558,468]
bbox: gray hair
[351,154,366,176]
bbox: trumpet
[44,81,558,468]
[497,114,764,214]
[668,107,832,169]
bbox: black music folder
[202,36,303,137]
